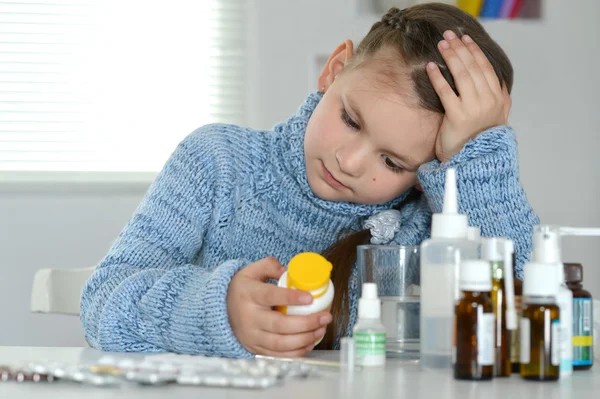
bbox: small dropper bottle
[520,262,560,381]
[454,260,495,380]
[353,283,386,367]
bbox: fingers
[253,344,314,359]
[460,34,503,94]
[251,282,313,308]
[255,328,325,355]
[426,61,460,112]
[244,256,285,281]
[437,30,479,98]
[263,310,332,335]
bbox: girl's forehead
[337,65,441,164]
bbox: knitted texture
[80,92,539,356]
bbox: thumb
[244,257,285,282]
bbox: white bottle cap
[532,225,561,264]
[431,168,468,239]
[481,237,503,262]
[523,262,559,297]
[459,260,492,291]
[358,283,381,319]
[467,226,481,243]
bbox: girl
[80,3,538,358]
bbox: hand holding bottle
[227,257,332,357]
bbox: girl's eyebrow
[345,93,419,172]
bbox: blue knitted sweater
[80,92,539,357]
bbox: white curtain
[0,0,246,173]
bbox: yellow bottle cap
[287,252,332,291]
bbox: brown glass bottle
[564,263,594,370]
[511,278,523,373]
[520,300,560,381]
[454,259,495,380]
[491,260,511,376]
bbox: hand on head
[427,30,512,163]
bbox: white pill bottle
[277,252,335,343]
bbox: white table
[0,346,598,398]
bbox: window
[0,0,246,173]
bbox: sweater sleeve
[417,126,540,279]
[80,127,252,358]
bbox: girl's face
[304,48,441,205]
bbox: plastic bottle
[420,168,478,369]
[467,226,481,245]
[511,277,523,373]
[481,238,517,376]
[277,252,334,344]
[520,261,560,381]
[564,263,594,370]
[353,283,386,367]
[532,226,573,377]
[454,260,495,380]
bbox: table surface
[0,346,597,399]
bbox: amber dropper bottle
[454,260,495,380]
[520,262,560,381]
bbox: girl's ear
[317,40,354,93]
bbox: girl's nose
[336,139,368,177]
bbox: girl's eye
[341,109,360,131]
[383,155,403,173]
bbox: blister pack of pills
[0,354,315,389]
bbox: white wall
[0,185,145,346]
[1,0,598,347]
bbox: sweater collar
[272,91,408,218]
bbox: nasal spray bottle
[420,168,479,369]
[531,225,600,377]
[481,238,517,376]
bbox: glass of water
[357,245,420,358]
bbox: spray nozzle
[533,224,600,286]
[431,168,468,239]
[557,227,600,237]
[442,168,458,214]
[533,225,600,264]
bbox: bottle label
[354,332,386,366]
[557,291,573,372]
[551,320,560,366]
[452,314,457,365]
[572,298,594,366]
[520,317,530,364]
[510,295,522,363]
[478,312,495,366]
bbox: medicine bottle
[454,260,495,380]
[520,262,560,381]
[564,263,594,370]
[277,252,334,344]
